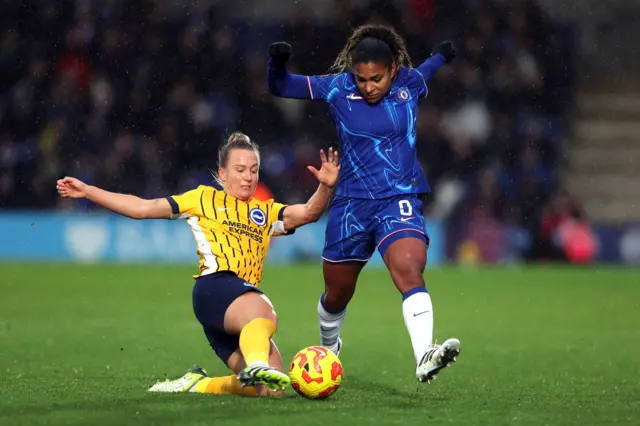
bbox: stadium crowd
[0,0,578,261]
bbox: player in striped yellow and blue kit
[57,132,340,396]
[166,182,286,286]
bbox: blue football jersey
[306,67,430,199]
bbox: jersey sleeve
[267,56,340,103]
[306,74,341,102]
[268,202,295,237]
[409,54,446,98]
[166,187,204,220]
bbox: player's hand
[431,41,456,64]
[56,176,89,199]
[269,42,292,64]
[307,147,340,189]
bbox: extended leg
[382,234,460,383]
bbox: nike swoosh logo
[217,208,229,211]
[347,93,363,100]
[400,217,415,222]
[413,311,430,317]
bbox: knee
[389,252,425,283]
[322,262,362,308]
[323,284,353,306]
[257,295,278,329]
[245,310,278,333]
[262,313,278,331]
[225,292,279,334]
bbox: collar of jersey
[346,67,408,101]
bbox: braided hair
[329,24,412,73]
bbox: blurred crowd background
[0,0,610,263]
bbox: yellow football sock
[194,375,258,397]
[239,318,276,366]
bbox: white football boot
[148,365,207,392]
[416,338,461,383]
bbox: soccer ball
[288,346,343,399]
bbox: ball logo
[249,208,266,226]
[398,88,410,102]
[65,221,109,261]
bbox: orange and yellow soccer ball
[288,346,343,399]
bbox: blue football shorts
[322,194,430,263]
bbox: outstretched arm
[281,147,340,230]
[267,42,322,99]
[267,57,313,99]
[56,177,172,219]
[416,54,446,82]
[416,41,457,83]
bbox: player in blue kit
[267,24,460,383]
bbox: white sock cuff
[402,288,432,309]
[317,297,346,321]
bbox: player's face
[219,148,260,201]
[352,62,397,104]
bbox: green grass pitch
[0,263,639,425]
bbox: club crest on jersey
[397,88,410,102]
[249,208,267,226]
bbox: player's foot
[416,338,461,383]
[327,337,342,357]
[148,365,208,392]
[236,363,291,391]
